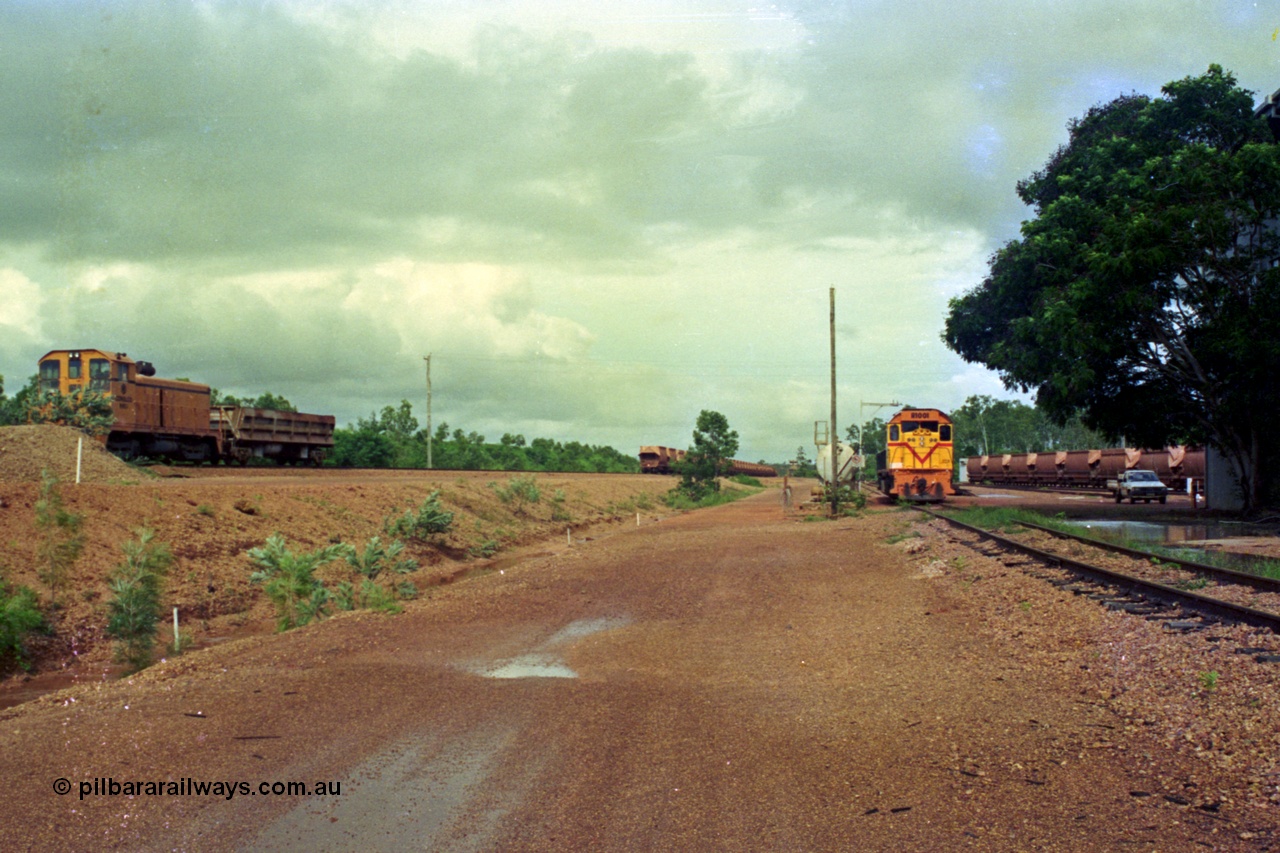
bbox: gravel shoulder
[2,489,1277,850]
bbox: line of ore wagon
[638,446,777,478]
[965,446,1205,493]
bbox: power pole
[829,287,838,517]
[424,354,433,469]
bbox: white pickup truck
[1107,469,1170,504]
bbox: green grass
[662,486,757,511]
[940,505,1076,536]
[1147,546,1280,581]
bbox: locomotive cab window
[67,356,81,379]
[901,422,917,434]
[889,425,900,441]
[89,359,111,392]
[940,424,952,441]
[38,359,59,392]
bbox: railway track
[918,507,1280,640]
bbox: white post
[567,527,571,546]
[636,512,640,527]
[173,607,180,653]
[76,436,83,485]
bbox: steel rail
[918,508,1280,634]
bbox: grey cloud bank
[1,1,1277,462]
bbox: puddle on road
[544,615,630,645]
[468,615,631,681]
[480,655,577,679]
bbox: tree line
[330,399,639,472]
[1,376,637,473]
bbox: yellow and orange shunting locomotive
[36,348,334,465]
[875,408,957,503]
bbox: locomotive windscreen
[900,421,939,433]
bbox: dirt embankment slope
[0,490,1276,851]
[0,425,691,683]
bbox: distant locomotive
[36,349,334,465]
[875,408,956,502]
[965,446,1204,493]
[638,446,777,478]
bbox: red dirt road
[2,489,1275,851]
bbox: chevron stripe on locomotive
[875,408,957,503]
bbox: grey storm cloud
[2,0,1278,461]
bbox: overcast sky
[3,1,1279,463]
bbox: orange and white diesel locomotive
[874,407,956,503]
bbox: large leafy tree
[944,66,1280,510]
[675,410,739,495]
[690,409,739,478]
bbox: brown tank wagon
[36,349,333,465]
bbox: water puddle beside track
[1071,519,1273,547]
[1067,519,1280,571]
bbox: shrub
[551,489,571,522]
[345,536,417,581]
[385,491,454,541]
[491,475,541,514]
[26,388,114,437]
[34,470,84,606]
[105,529,173,671]
[248,535,348,631]
[357,579,400,613]
[469,539,500,558]
[337,536,417,613]
[0,571,45,673]
[820,484,867,514]
[334,578,401,614]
